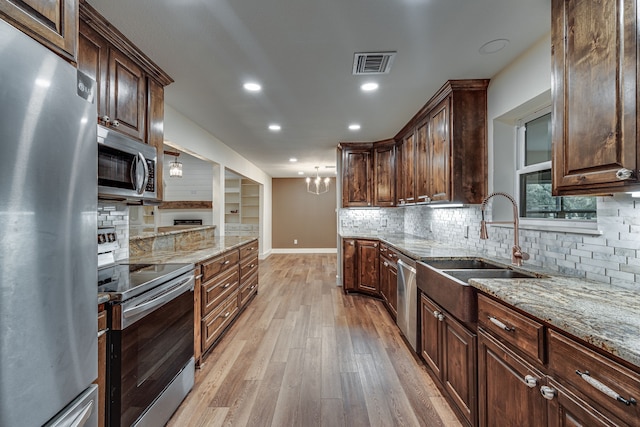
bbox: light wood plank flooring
[168,254,461,427]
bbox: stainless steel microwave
[97,125,158,203]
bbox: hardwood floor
[168,254,462,427]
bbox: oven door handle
[123,275,194,321]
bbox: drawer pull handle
[575,370,637,406]
[223,260,230,265]
[250,264,255,268]
[524,375,538,388]
[223,283,232,288]
[616,168,634,180]
[488,316,514,332]
[383,261,389,267]
[223,311,231,318]
[195,274,203,280]
[540,386,556,400]
[250,285,256,290]
[432,310,444,322]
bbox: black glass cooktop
[98,262,194,301]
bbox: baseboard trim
[270,248,337,254]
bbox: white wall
[486,32,552,220]
[163,104,273,257]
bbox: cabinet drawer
[201,267,239,316]
[548,330,640,424]
[379,243,399,263]
[201,292,239,351]
[240,255,258,281]
[239,241,258,260]
[201,250,239,282]
[239,271,258,308]
[478,294,545,365]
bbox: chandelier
[306,166,330,195]
[166,151,183,178]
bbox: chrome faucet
[480,192,530,267]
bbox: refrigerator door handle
[69,399,94,427]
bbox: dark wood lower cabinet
[478,328,547,427]
[379,255,397,319]
[547,378,623,427]
[420,293,477,426]
[342,238,379,296]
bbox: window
[516,109,596,221]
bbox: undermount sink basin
[442,269,540,282]
[422,258,506,270]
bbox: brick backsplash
[98,202,129,261]
[339,193,640,289]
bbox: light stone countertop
[340,232,640,369]
[127,235,258,265]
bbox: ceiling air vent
[352,51,396,75]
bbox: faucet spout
[479,192,529,266]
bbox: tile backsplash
[98,203,129,261]
[339,193,640,289]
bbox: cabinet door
[402,133,416,203]
[420,293,442,378]
[478,329,547,427]
[78,22,108,120]
[547,379,624,427]
[357,240,379,294]
[342,147,372,207]
[147,78,164,199]
[108,48,147,141]
[387,263,397,316]
[551,0,638,195]
[415,121,429,202]
[429,97,451,202]
[342,239,357,292]
[0,0,77,60]
[373,142,395,207]
[379,259,390,303]
[442,314,477,427]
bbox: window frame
[514,106,598,230]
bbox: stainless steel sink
[422,258,506,270]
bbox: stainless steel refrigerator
[0,18,99,427]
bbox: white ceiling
[90,0,551,178]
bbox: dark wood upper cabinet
[551,0,639,195]
[0,0,77,61]
[340,143,373,207]
[373,140,396,207]
[394,80,488,205]
[78,2,173,199]
[108,48,147,141]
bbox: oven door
[109,278,194,427]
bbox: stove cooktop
[98,262,194,301]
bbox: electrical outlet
[294,239,298,245]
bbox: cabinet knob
[383,261,389,267]
[432,310,444,321]
[524,375,538,388]
[112,119,120,127]
[101,115,110,125]
[540,386,556,401]
[616,168,634,180]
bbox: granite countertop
[340,232,640,369]
[127,235,258,265]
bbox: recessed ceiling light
[297,171,304,175]
[243,82,262,92]
[289,158,297,162]
[348,124,361,131]
[269,124,281,131]
[478,39,509,55]
[361,82,379,92]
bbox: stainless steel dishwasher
[397,254,417,351]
